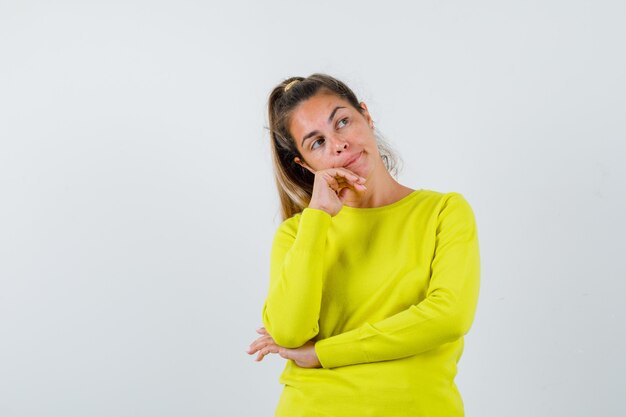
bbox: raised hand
[308,167,367,216]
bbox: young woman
[247,74,481,416]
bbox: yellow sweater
[262,190,480,416]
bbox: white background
[1,1,625,416]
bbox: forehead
[289,93,352,138]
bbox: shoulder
[415,189,474,209]
[407,189,477,231]
[424,190,478,236]
[405,189,473,214]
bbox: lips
[343,152,362,168]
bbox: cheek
[310,155,331,170]
[357,129,378,149]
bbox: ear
[294,156,315,174]
[359,101,374,127]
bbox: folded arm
[314,193,481,368]
[261,208,331,348]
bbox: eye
[337,117,349,129]
[311,137,325,150]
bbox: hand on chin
[338,185,365,206]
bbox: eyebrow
[300,106,346,147]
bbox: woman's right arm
[262,167,365,348]
[261,208,332,348]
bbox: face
[289,92,381,178]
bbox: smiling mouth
[344,152,362,168]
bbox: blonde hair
[267,74,399,220]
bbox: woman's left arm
[313,193,480,369]
[248,193,480,369]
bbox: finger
[334,176,367,192]
[316,169,365,195]
[256,327,268,335]
[338,187,351,200]
[324,169,367,190]
[317,168,356,183]
[248,336,274,354]
[321,172,341,191]
[335,177,366,190]
[248,334,273,348]
[254,341,276,360]
[247,335,275,354]
[324,173,359,191]
[255,343,281,361]
[330,167,366,183]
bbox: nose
[331,137,348,154]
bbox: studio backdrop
[1,1,624,416]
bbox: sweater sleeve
[314,193,480,369]
[261,208,332,348]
